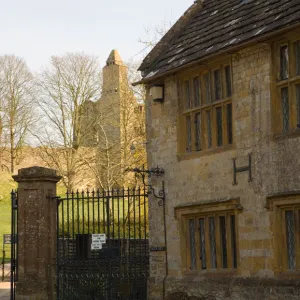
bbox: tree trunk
[10,148,14,173]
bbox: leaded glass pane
[206,110,212,148]
[296,85,300,127]
[281,87,289,132]
[189,219,196,270]
[230,215,237,268]
[227,103,233,144]
[204,73,211,104]
[225,65,232,97]
[193,77,201,107]
[214,69,221,101]
[295,41,300,76]
[195,113,201,151]
[209,217,217,269]
[285,210,296,269]
[186,115,192,152]
[216,107,223,147]
[185,80,191,109]
[199,218,206,269]
[280,45,289,80]
[220,216,228,268]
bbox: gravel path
[0,264,10,300]
[0,282,10,300]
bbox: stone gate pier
[13,166,61,300]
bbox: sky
[0,0,192,72]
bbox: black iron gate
[10,190,18,300]
[56,187,149,300]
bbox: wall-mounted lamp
[150,85,164,103]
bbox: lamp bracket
[130,165,165,206]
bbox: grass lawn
[0,171,16,263]
[0,202,11,263]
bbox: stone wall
[146,39,300,299]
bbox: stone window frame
[175,199,242,275]
[266,193,300,274]
[272,33,300,137]
[177,60,233,160]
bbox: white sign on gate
[91,244,102,250]
[92,233,106,243]
[91,233,106,250]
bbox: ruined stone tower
[94,50,143,188]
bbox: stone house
[137,0,300,299]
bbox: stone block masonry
[13,167,61,300]
[145,38,300,299]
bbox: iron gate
[10,190,18,300]
[56,187,149,300]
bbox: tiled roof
[140,0,300,81]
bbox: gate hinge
[48,196,62,205]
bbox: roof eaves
[133,22,300,86]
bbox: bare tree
[36,53,101,190]
[138,21,171,55]
[0,55,36,173]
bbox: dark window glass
[189,219,196,270]
[206,110,212,148]
[230,215,237,268]
[204,73,211,104]
[285,210,296,269]
[281,87,289,132]
[280,45,289,80]
[216,107,223,147]
[185,80,191,109]
[214,69,221,101]
[186,115,192,152]
[225,65,232,97]
[227,103,233,144]
[195,112,201,151]
[220,216,228,268]
[295,41,300,76]
[199,218,206,269]
[296,85,300,127]
[193,77,201,107]
[209,217,217,269]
